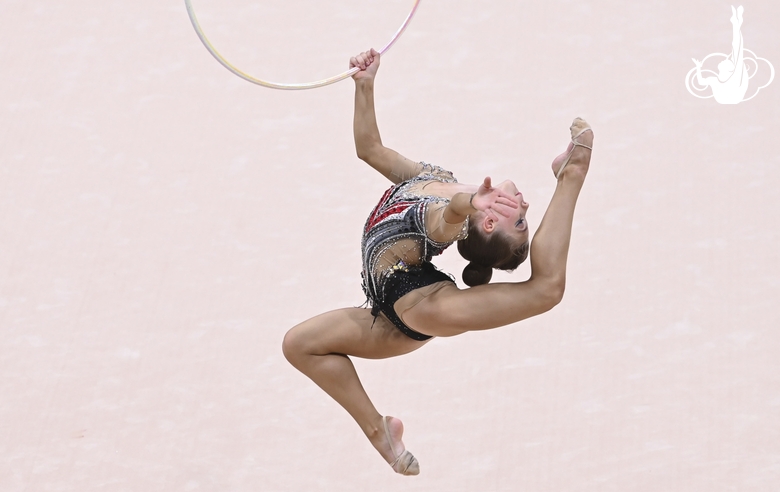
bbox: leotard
[361,163,468,340]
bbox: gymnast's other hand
[471,177,519,220]
[351,49,380,81]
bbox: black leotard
[361,163,468,340]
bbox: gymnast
[282,49,594,475]
[692,5,749,104]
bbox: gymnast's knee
[534,275,566,312]
[281,326,307,365]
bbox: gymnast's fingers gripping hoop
[184,0,422,90]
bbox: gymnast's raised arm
[351,49,421,184]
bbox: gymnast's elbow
[355,143,381,163]
[355,147,370,161]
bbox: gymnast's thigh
[398,279,557,336]
[394,282,467,338]
[285,307,430,360]
[393,281,452,324]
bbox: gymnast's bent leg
[402,122,593,336]
[282,307,428,474]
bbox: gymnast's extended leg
[282,308,428,474]
[401,120,593,335]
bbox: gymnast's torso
[361,163,470,313]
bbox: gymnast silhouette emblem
[686,5,774,104]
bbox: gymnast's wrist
[449,192,477,217]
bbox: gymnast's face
[483,179,530,243]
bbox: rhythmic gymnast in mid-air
[282,49,594,475]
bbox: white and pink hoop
[184,0,422,90]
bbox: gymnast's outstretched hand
[470,177,519,220]
[350,49,380,81]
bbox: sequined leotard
[361,163,469,340]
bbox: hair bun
[462,261,492,287]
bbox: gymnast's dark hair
[457,219,529,287]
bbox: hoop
[184,0,422,90]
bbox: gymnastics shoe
[383,416,420,476]
[553,117,593,179]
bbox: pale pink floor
[2,1,779,491]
